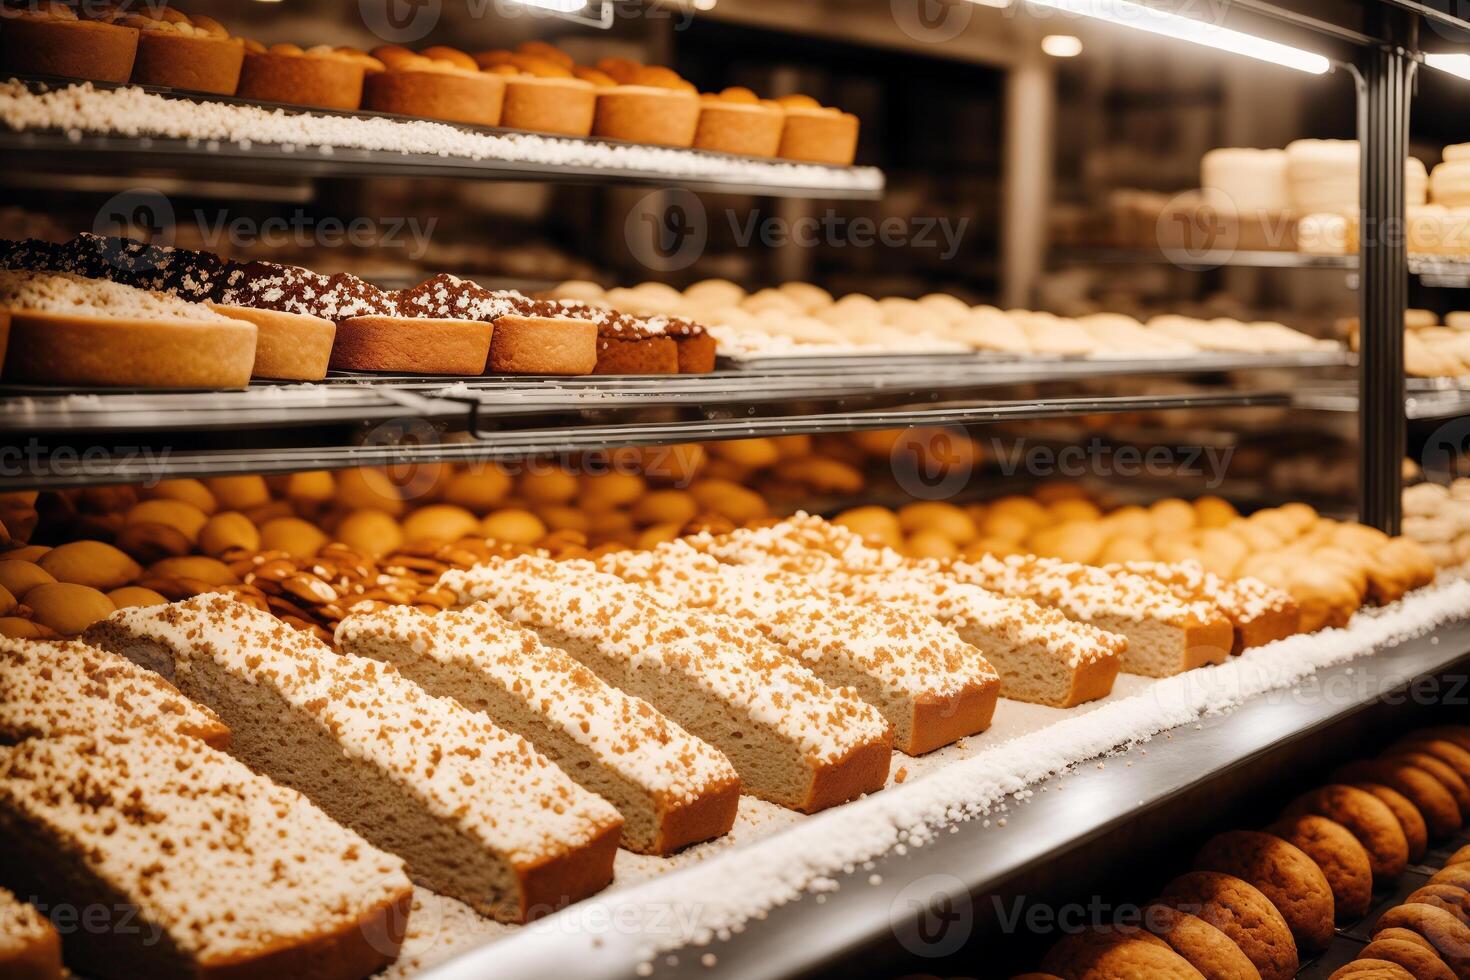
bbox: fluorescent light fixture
[1041,34,1083,56]
[1018,0,1330,74]
[1425,53,1470,82]
[506,0,585,11]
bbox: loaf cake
[207,302,335,381]
[775,95,860,166]
[85,594,623,922]
[597,541,1000,755]
[695,88,784,157]
[0,4,139,83]
[114,7,244,95]
[1109,560,1300,653]
[0,637,229,748]
[335,602,741,855]
[687,516,1126,708]
[365,45,506,126]
[1,270,257,389]
[236,45,378,110]
[488,314,598,374]
[330,316,494,375]
[0,731,414,979]
[948,554,1233,677]
[0,885,60,980]
[439,556,894,812]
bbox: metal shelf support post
[1357,25,1416,533]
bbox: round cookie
[1372,903,1470,975]
[1141,904,1260,980]
[1384,749,1470,815]
[1158,871,1298,980]
[1266,814,1373,921]
[1407,883,1470,924]
[1394,737,1470,786]
[1449,844,1470,867]
[1337,760,1462,838]
[1285,785,1409,882]
[1193,831,1335,951]
[1374,926,1441,955]
[1041,927,1205,980]
[1353,783,1429,863]
[1418,726,1470,754]
[1328,960,1412,979]
[1358,937,1455,980]
[1430,865,1470,892]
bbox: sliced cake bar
[0,637,230,748]
[1107,560,1301,653]
[335,603,741,855]
[598,541,1000,755]
[0,731,412,980]
[438,556,894,813]
[84,594,622,923]
[686,517,1126,708]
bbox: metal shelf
[1053,246,1470,286]
[422,618,1470,980]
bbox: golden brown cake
[0,6,138,83]
[695,88,785,157]
[118,9,243,95]
[488,314,597,375]
[593,332,678,374]
[236,45,375,110]
[209,303,334,381]
[330,316,493,375]
[776,94,860,165]
[364,45,505,126]
[475,51,597,136]
[595,84,701,147]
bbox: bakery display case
[4,1,1470,979]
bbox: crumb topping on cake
[598,541,998,696]
[0,637,226,744]
[334,603,738,806]
[0,886,52,955]
[0,269,233,322]
[0,731,409,962]
[103,595,621,864]
[1109,560,1295,623]
[438,556,890,764]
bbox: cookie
[1417,726,1470,754]
[1449,844,1470,867]
[1328,960,1413,979]
[1284,785,1409,882]
[1385,749,1470,815]
[1353,783,1429,863]
[1408,883,1470,924]
[1041,927,1205,980]
[1337,760,1462,838]
[1358,937,1455,980]
[1194,830,1335,951]
[1394,737,1470,786]
[1374,926,1441,955]
[1267,814,1373,921]
[1142,904,1260,980]
[1158,871,1297,980]
[1430,866,1470,892]
[1372,903,1470,976]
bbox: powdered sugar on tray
[406,578,1470,976]
[0,81,885,192]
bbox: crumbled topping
[1107,560,1296,625]
[438,556,890,764]
[102,594,621,865]
[0,637,226,745]
[0,269,232,322]
[0,886,52,955]
[334,603,738,806]
[0,731,409,962]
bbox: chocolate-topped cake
[0,238,65,274]
[396,273,523,321]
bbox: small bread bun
[197,512,260,557]
[126,499,208,542]
[334,509,403,559]
[26,582,116,636]
[401,504,479,544]
[37,540,140,591]
[480,508,547,545]
[0,560,56,601]
[257,517,328,560]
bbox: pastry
[0,731,413,980]
[1192,830,1334,951]
[1265,814,1372,921]
[1335,759,1462,839]
[598,541,1001,755]
[1372,904,1470,976]
[592,64,701,147]
[364,44,506,126]
[206,303,333,381]
[118,8,244,95]
[0,886,60,980]
[1041,927,1205,980]
[1140,904,1259,980]
[694,87,784,157]
[0,3,139,83]
[440,555,895,813]
[86,594,624,922]
[1382,749,1470,814]
[593,331,679,374]
[330,315,493,375]
[1355,938,1454,980]
[0,636,230,747]
[775,94,860,165]
[1406,884,1470,924]
[1157,871,1297,980]
[1,270,256,389]
[1328,962,1412,979]
[236,44,377,110]
[1283,784,1409,882]
[1114,561,1300,653]
[337,603,741,855]
[476,50,597,136]
[488,314,597,375]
